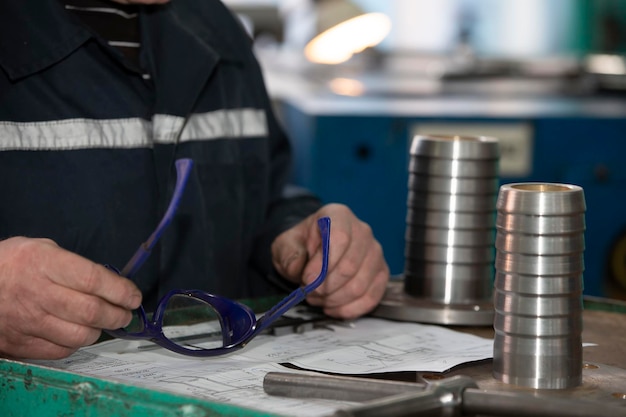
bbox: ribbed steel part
[404,135,499,305]
[493,182,585,389]
[372,134,499,326]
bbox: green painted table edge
[0,359,281,417]
[583,295,626,314]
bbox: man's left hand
[272,204,390,319]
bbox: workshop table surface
[2,296,626,417]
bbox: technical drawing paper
[30,317,493,417]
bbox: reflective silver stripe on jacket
[0,108,268,151]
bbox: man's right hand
[0,237,142,360]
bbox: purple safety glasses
[105,159,331,357]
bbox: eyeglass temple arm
[120,158,193,278]
[252,216,331,336]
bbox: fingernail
[128,293,142,309]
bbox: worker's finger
[0,333,78,360]
[272,222,312,284]
[32,239,142,310]
[40,285,134,330]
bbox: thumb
[271,226,309,284]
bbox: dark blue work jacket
[0,0,320,308]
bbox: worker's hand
[0,237,142,360]
[272,204,389,319]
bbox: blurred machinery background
[224,0,626,299]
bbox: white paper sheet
[30,317,493,417]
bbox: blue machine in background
[278,92,626,298]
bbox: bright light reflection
[450,159,461,178]
[444,261,454,303]
[444,225,457,303]
[448,193,458,213]
[534,340,542,384]
[449,177,460,195]
[452,137,462,160]
[329,77,366,96]
[587,54,626,76]
[305,13,392,65]
[446,211,458,229]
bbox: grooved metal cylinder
[493,183,585,389]
[404,134,499,305]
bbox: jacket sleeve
[247,58,323,293]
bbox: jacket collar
[0,2,92,80]
[0,0,248,82]
[141,0,250,116]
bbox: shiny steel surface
[404,262,494,280]
[403,264,493,302]
[401,134,499,323]
[497,183,586,215]
[495,232,585,255]
[406,209,496,229]
[493,334,583,389]
[494,313,582,337]
[329,376,474,417]
[404,265,493,303]
[408,279,492,304]
[409,155,499,178]
[495,271,583,295]
[493,182,586,389]
[263,371,423,402]
[408,174,499,195]
[405,244,494,263]
[372,280,494,325]
[405,226,494,246]
[495,252,584,275]
[494,289,583,316]
[410,134,500,160]
[407,190,497,211]
[496,213,586,234]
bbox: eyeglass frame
[104,158,331,357]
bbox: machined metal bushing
[404,135,499,305]
[493,183,585,389]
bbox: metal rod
[264,372,626,417]
[331,391,453,417]
[462,390,626,417]
[263,372,422,402]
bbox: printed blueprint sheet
[31,317,493,417]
